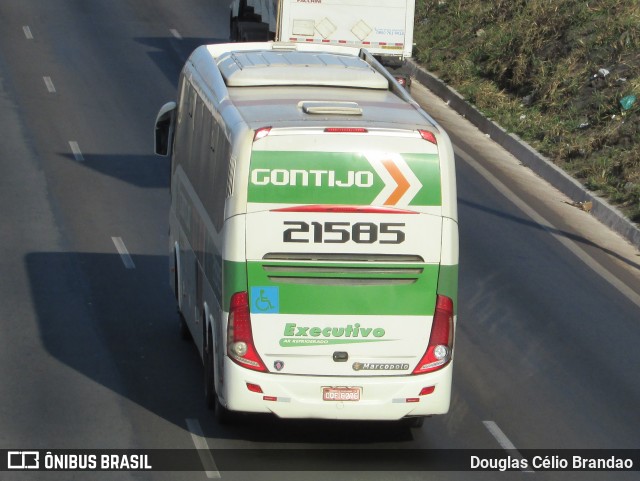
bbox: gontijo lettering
[251,168,374,187]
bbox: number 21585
[283,221,405,244]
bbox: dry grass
[414,0,640,223]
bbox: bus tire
[175,252,190,341]
[214,395,234,425]
[179,311,190,341]
[204,329,215,410]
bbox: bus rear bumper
[220,361,453,420]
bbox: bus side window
[174,81,194,175]
[212,126,229,232]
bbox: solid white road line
[43,76,56,93]
[170,28,183,40]
[68,141,84,161]
[185,418,221,479]
[23,26,33,39]
[456,146,640,311]
[111,237,136,269]
[483,420,534,473]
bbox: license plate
[322,387,361,401]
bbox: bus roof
[216,49,389,89]
[186,42,439,132]
[226,85,431,131]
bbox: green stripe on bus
[247,261,439,316]
[279,338,391,347]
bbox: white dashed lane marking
[185,418,220,478]
[111,237,136,269]
[43,76,56,93]
[68,141,84,161]
[483,420,534,473]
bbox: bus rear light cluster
[245,383,278,401]
[324,127,368,133]
[246,383,263,393]
[253,127,272,141]
[412,295,454,374]
[227,291,268,372]
[419,386,436,396]
[418,130,438,145]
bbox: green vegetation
[414,0,640,223]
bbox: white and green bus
[154,42,458,426]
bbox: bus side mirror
[154,101,177,156]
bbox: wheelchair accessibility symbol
[250,286,279,313]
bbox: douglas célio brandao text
[470,454,634,471]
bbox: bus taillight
[412,295,454,374]
[418,129,438,145]
[253,127,272,141]
[227,291,268,372]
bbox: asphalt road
[0,1,638,480]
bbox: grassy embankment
[413,0,639,223]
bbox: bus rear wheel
[204,328,235,424]
[204,330,215,410]
[178,311,190,340]
[175,252,190,341]
[214,393,234,425]
[402,417,425,429]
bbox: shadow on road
[59,152,170,189]
[135,36,229,89]
[25,251,418,446]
